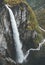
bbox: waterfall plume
[5,4,24,63]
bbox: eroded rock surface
[0,2,44,65]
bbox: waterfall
[5,4,45,64]
[5,4,24,63]
[25,39,45,59]
[39,26,45,32]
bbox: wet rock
[0,1,44,65]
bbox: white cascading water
[5,4,24,63]
[24,39,45,59]
[5,4,45,64]
[39,26,45,32]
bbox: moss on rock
[3,0,43,46]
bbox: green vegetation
[3,0,43,45]
[35,8,45,38]
[4,0,26,6]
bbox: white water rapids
[5,4,45,64]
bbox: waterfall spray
[5,4,24,63]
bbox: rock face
[0,2,43,65]
[0,3,31,60]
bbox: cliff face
[26,0,45,38]
[0,1,44,65]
